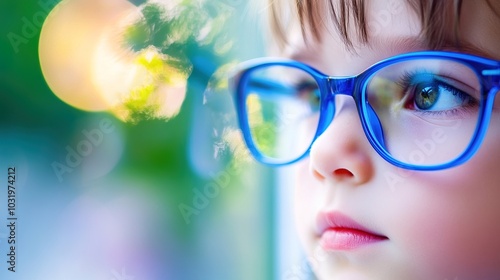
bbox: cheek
[293,160,321,252]
[388,133,500,277]
[291,119,500,278]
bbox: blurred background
[0,0,310,279]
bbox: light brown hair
[270,0,498,50]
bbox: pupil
[415,85,439,110]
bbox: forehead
[283,0,420,73]
[284,0,500,67]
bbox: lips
[316,211,388,251]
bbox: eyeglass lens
[242,59,481,166]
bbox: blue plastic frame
[232,51,500,170]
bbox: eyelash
[295,81,320,102]
[397,70,479,116]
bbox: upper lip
[316,211,388,238]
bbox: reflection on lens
[243,65,320,162]
[364,58,481,166]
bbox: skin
[288,0,500,279]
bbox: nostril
[333,168,354,178]
[313,169,325,181]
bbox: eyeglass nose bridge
[326,76,356,97]
[324,76,386,148]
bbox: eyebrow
[286,39,323,63]
[285,34,499,75]
[440,40,498,60]
[371,35,498,60]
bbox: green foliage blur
[1,0,264,231]
[120,1,236,123]
[0,1,276,278]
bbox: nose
[309,95,375,184]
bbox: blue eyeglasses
[231,51,500,170]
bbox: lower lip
[320,228,388,251]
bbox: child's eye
[295,81,320,110]
[400,72,479,115]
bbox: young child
[232,0,500,279]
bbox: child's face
[292,1,500,279]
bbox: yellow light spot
[40,0,188,122]
[39,0,140,111]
